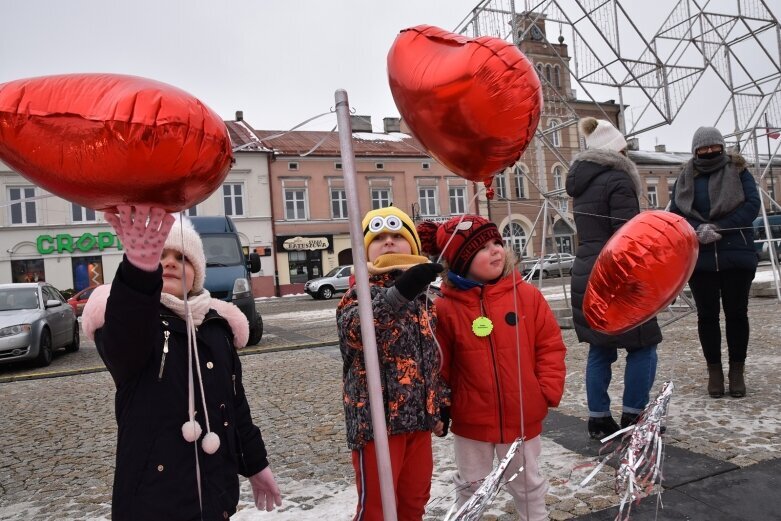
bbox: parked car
[67,285,98,317]
[522,253,576,278]
[304,265,352,299]
[0,282,79,367]
[754,214,781,261]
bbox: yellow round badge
[472,316,494,337]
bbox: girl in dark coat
[566,118,662,440]
[83,206,281,520]
[669,127,760,398]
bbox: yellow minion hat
[362,206,421,256]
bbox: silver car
[0,282,79,367]
[523,253,576,279]
[304,265,352,300]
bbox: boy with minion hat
[337,206,449,520]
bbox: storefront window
[72,256,104,291]
[288,250,322,284]
[11,259,45,283]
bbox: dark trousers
[688,269,755,365]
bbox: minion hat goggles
[362,207,421,256]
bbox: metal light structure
[455,0,781,298]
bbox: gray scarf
[674,154,744,221]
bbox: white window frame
[449,186,467,215]
[422,162,431,170]
[7,186,37,225]
[287,162,299,171]
[283,188,308,221]
[223,182,245,216]
[71,203,97,223]
[494,172,507,199]
[647,183,659,208]
[418,186,438,217]
[552,165,564,190]
[502,222,527,257]
[371,187,392,210]
[549,119,561,148]
[553,65,561,87]
[330,187,348,219]
[514,165,527,199]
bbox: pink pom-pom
[181,420,202,442]
[202,432,220,454]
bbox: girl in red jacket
[420,215,566,521]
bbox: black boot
[621,412,667,434]
[729,363,746,398]
[588,416,620,440]
[707,364,725,398]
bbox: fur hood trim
[573,149,642,194]
[82,284,249,348]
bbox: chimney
[627,137,639,151]
[350,115,372,132]
[383,117,401,133]
[655,144,667,152]
[235,110,243,121]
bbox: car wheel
[65,323,80,353]
[248,314,263,346]
[318,286,334,300]
[35,329,53,367]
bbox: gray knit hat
[691,126,725,155]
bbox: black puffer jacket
[88,260,268,521]
[565,149,663,350]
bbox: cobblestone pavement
[1,291,779,520]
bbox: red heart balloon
[584,211,699,335]
[387,25,542,183]
[0,73,232,212]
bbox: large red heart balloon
[584,211,699,335]
[0,73,232,211]
[387,25,542,183]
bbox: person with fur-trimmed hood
[337,206,449,521]
[425,215,566,521]
[669,127,760,399]
[566,117,663,440]
[82,206,281,520]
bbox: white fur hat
[579,117,627,153]
[164,217,206,294]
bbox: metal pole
[333,89,398,521]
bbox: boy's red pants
[351,430,433,521]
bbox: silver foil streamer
[444,438,524,521]
[580,381,674,521]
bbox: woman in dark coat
[566,118,662,440]
[83,206,281,520]
[669,127,760,398]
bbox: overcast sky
[1,1,779,154]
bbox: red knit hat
[418,215,503,276]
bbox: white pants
[453,434,548,521]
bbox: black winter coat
[93,260,268,521]
[565,149,663,350]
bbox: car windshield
[324,267,342,278]
[0,288,40,311]
[202,236,244,266]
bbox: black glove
[437,406,450,438]
[394,262,443,301]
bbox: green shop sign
[36,232,123,255]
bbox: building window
[556,198,569,213]
[334,162,342,170]
[331,188,348,219]
[284,189,307,220]
[418,187,438,217]
[545,64,552,83]
[422,162,431,170]
[535,63,543,77]
[514,166,527,199]
[549,120,561,147]
[449,187,467,215]
[71,256,104,291]
[553,65,561,87]
[71,203,96,222]
[502,222,527,257]
[11,259,45,283]
[553,166,564,190]
[223,183,244,216]
[375,162,384,170]
[667,179,675,203]
[494,173,507,199]
[8,186,37,225]
[371,188,391,210]
[288,162,299,171]
[185,206,198,217]
[647,185,658,208]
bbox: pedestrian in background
[426,215,566,521]
[566,117,663,439]
[83,206,281,520]
[669,127,760,398]
[336,206,449,521]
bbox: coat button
[223,512,229,519]
[157,465,164,472]
[224,421,229,427]
[206,361,214,369]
